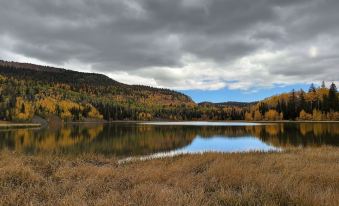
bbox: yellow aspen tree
[299,110,312,120]
[254,110,263,121]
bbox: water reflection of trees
[193,124,339,147]
[0,123,338,156]
[0,124,198,156]
[253,123,339,147]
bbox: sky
[0,0,338,103]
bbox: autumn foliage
[0,61,338,122]
[245,82,339,121]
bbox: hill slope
[244,85,339,121]
[198,101,258,108]
[0,60,196,121]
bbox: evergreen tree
[298,89,306,115]
[322,94,329,112]
[21,103,26,113]
[328,82,338,111]
[280,99,287,119]
[287,89,297,120]
[321,81,326,89]
[56,105,62,116]
[308,83,316,93]
[276,100,282,113]
[259,102,268,115]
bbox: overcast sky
[0,0,338,97]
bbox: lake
[0,122,338,157]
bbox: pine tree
[280,99,287,119]
[20,103,26,113]
[322,94,329,112]
[328,82,338,111]
[298,89,306,115]
[276,100,282,113]
[287,89,297,120]
[259,102,268,115]
[308,83,316,93]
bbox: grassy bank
[0,148,338,206]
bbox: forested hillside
[0,60,338,122]
[0,60,196,122]
[199,101,258,107]
[245,82,339,121]
[0,61,247,122]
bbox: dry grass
[0,148,338,206]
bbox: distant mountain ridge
[199,101,258,107]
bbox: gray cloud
[0,0,338,90]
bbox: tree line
[245,82,339,121]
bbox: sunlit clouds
[309,47,318,58]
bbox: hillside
[0,60,197,122]
[199,101,258,108]
[245,84,339,121]
[0,61,120,86]
[0,60,193,105]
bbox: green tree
[287,89,297,120]
[20,103,26,113]
[298,89,306,114]
[308,83,316,93]
[328,82,338,111]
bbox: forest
[244,82,339,121]
[0,60,338,122]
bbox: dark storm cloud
[0,0,338,89]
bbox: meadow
[1,147,338,206]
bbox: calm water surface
[0,122,338,157]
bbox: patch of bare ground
[0,147,338,205]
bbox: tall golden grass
[0,147,338,205]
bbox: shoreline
[57,119,339,123]
[1,120,339,128]
[0,123,41,129]
[45,120,339,124]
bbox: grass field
[0,147,338,206]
